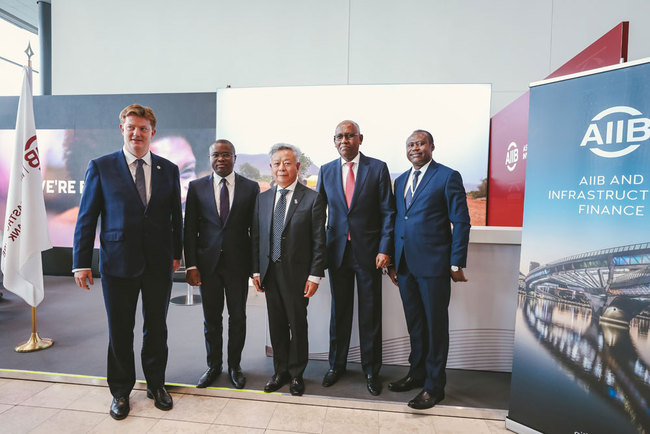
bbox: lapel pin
[294,199,298,204]
[157,165,161,170]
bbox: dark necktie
[135,159,147,206]
[405,170,421,208]
[271,188,289,262]
[219,178,229,224]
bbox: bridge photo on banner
[508,59,650,433]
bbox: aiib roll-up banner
[507,59,650,434]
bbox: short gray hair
[269,143,301,160]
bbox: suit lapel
[333,160,347,211]
[408,161,438,209]
[261,186,276,240]
[284,183,305,229]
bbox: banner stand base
[505,417,541,434]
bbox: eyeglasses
[211,152,233,159]
[334,133,358,142]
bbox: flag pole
[15,42,53,353]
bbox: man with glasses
[184,139,260,389]
[388,130,470,409]
[316,120,395,395]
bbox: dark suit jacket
[183,172,259,276]
[252,182,327,288]
[316,153,395,270]
[72,150,182,278]
[394,160,471,277]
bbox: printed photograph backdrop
[216,84,491,226]
[0,93,216,247]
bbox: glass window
[0,18,40,95]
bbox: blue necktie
[135,159,147,206]
[405,170,420,208]
[219,178,229,224]
[271,188,289,262]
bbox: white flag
[1,66,52,307]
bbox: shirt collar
[123,146,152,166]
[214,170,236,185]
[340,152,361,167]
[277,178,299,193]
[411,159,432,175]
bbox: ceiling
[0,0,43,33]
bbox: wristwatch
[450,265,461,272]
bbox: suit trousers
[328,241,382,375]
[101,270,173,398]
[264,261,309,378]
[199,261,249,370]
[397,255,451,393]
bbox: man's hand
[451,269,468,282]
[253,275,264,293]
[387,266,399,286]
[186,268,201,286]
[74,270,94,290]
[304,281,319,298]
[173,259,181,273]
[375,253,390,269]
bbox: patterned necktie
[271,188,289,262]
[135,159,147,206]
[405,170,421,208]
[219,178,229,224]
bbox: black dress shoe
[290,377,305,396]
[109,396,130,420]
[407,389,445,409]
[264,372,290,393]
[366,375,382,396]
[229,367,246,389]
[196,366,222,388]
[388,375,425,392]
[322,369,344,387]
[147,387,173,411]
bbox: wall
[51,0,650,115]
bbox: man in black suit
[73,104,182,420]
[316,120,395,395]
[184,139,260,389]
[252,143,326,396]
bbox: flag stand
[11,43,53,353]
[15,307,53,352]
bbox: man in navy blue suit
[184,139,259,389]
[252,143,326,396]
[73,104,182,420]
[388,129,470,409]
[316,120,395,396]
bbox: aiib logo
[505,141,527,172]
[580,106,650,158]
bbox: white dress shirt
[213,171,236,216]
[122,146,152,203]
[404,159,432,198]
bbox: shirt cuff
[186,266,197,271]
[253,273,260,278]
[72,268,91,273]
[307,275,321,284]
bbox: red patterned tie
[345,162,354,240]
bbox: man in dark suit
[184,139,259,389]
[251,143,326,396]
[388,129,470,409]
[316,120,395,395]
[73,104,182,420]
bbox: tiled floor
[0,378,511,433]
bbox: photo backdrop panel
[216,84,491,225]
